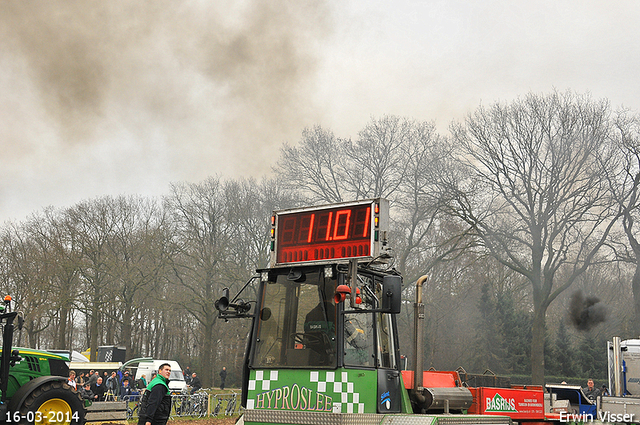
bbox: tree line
[2,90,640,387]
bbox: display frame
[270,198,389,267]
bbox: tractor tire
[19,380,85,425]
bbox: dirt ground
[104,415,239,425]
[167,418,237,425]
[106,418,237,425]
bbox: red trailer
[468,386,545,422]
[402,369,546,423]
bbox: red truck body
[402,370,547,422]
[467,386,545,420]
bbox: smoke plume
[0,1,331,181]
[568,290,607,331]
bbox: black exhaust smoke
[568,290,607,331]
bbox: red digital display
[275,203,374,265]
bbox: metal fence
[123,390,240,420]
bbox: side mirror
[10,349,22,367]
[214,276,258,319]
[215,288,230,312]
[382,276,402,314]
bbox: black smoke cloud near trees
[569,290,608,331]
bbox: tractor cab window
[252,268,337,368]
[344,312,375,366]
[376,311,396,369]
[343,274,397,369]
[375,277,397,369]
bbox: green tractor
[1,295,85,424]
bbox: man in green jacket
[137,364,172,425]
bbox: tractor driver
[303,280,369,365]
[304,296,337,365]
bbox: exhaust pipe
[613,337,623,396]
[409,275,473,413]
[411,275,428,410]
[413,275,428,390]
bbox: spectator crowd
[67,364,225,403]
[68,369,148,402]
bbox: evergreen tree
[544,330,557,377]
[495,291,531,375]
[576,334,607,380]
[555,320,576,377]
[469,284,506,374]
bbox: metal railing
[124,390,240,420]
[209,392,239,417]
[123,394,142,420]
[171,390,209,418]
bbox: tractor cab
[217,199,412,419]
[252,265,400,371]
[245,263,405,413]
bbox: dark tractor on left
[1,295,85,424]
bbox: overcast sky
[1,1,639,223]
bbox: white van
[133,360,188,393]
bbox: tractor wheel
[20,381,85,425]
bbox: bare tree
[277,116,432,205]
[0,220,55,347]
[65,197,119,361]
[389,121,474,281]
[26,208,83,349]
[607,111,640,335]
[446,91,621,384]
[165,177,231,386]
[276,125,347,203]
[343,115,413,200]
[222,177,296,275]
[103,195,170,357]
